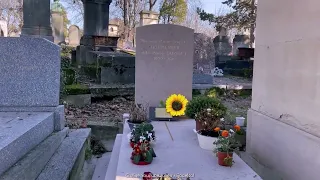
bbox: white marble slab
[116,120,262,180]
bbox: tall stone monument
[213,27,232,56]
[51,0,65,45]
[77,0,118,65]
[21,0,53,41]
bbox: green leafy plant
[204,87,225,98]
[185,96,227,119]
[130,123,156,143]
[195,109,222,130]
[159,100,165,108]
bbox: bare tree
[62,0,84,26]
[148,0,157,11]
[115,0,144,42]
[0,0,23,36]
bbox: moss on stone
[62,68,76,85]
[80,65,100,79]
[65,84,90,95]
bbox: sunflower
[165,94,188,116]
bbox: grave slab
[0,112,54,175]
[116,120,262,180]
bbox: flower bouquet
[129,122,156,147]
[130,136,156,165]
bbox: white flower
[148,132,153,139]
[229,129,234,133]
[206,108,212,112]
[220,118,224,122]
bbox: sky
[59,0,231,27]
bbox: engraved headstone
[135,24,194,107]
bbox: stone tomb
[135,24,193,107]
[111,120,262,180]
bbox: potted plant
[129,123,156,146]
[155,100,172,119]
[213,129,240,167]
[234,125,246,151]
[130,136,156,165]
[186,96,227,131]
[127,104,149,130]
[195,108,223,150]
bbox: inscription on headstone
[135,24,194,107]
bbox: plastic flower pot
[196,130,218,150]
[217,151,233,166]
[235,117,245,126]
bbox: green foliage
[131,123,155,143]
[213,132,240,154]
[159,0,187,24]
[65,84,90,95]
[185,96,227,119]
[145,151,153,163]
[85,146,92,160]
[204,87,225,98]
[62,68,76,85]
[192,89,202,97]
[133,154,141,164]
[159,100,166,108]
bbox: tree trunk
[249,0,255,47]
[123,0,128,41]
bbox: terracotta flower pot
[195,120,204,131]
[217,151,233,166]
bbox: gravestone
[51,0,65,45]
[0,37,64,131]
[0,37,60,106]
[193,33,215,84]
[233,35,250,56]
[135,24,194,107]
[68,25,81,47]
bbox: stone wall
[247,0,320,180]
